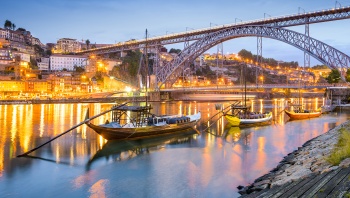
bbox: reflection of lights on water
[11,105,17,142]
[77,104,82,129]
[260,99,263,113]
[39,104,44,137]
[179,103,182,115]
[221,116,224,135]
[70,146,74,165]
[99,136,105,149]
[81,124,87,139]
[56,145,60,163]
[251,100,254,112]
[188,103,192,115]
[315,98,318,110]
[322,97,325,106]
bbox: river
[0,98,348,198]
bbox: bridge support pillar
[148,91,160,102]
[256,36,262,88]
[304,19,310,68]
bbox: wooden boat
[284,109,321,120]
[86,105,201,140]
[225,112,273,127]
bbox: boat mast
[145,29,149,107]
[298,69,301,108]
[244,63,247,107]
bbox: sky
[2,0,350,66]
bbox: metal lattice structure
[77,6,350,55]
[156,25,350,88]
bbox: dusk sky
[2,0,350,66]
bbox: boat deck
[240,166,350,198]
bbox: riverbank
[0,96,146,105]
[238,120,350,196]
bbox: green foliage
[346,69,350,82]
[94,71,104,83]
[312,64,328,69]
[169,48,181,54]
[195,65,216,80]
[238,49,253,60]
[17,27,26,32]
[74,66,85,73]
[85,39,90,50]
[326,128,350,165]
[4,20,12,29]
[29,57,38,69]
[33,44,45,56]
[46,49,52,56]
[326,69,341,83]
[122,50,142,77]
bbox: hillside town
[0,20,333,100]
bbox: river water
[0,99,348,198]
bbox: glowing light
[125,86,132,92]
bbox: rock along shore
[238,120,350,195]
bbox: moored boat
[284,109,321,120]
[86,105,201,140]
[225,111,272,127]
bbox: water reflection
[86,130,198,170]
[0,99,349,197]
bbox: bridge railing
[78,5,350,54]
[160,83,349,91]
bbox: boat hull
[225,112,273,126]
[87,120,198,140]
[284,110,321,120]
[224,115,240,126]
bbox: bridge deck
[240,166,350,198]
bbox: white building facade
[38,57,50,71]
[50,54,88,71]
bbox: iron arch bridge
[156,25,350,88]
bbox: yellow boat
[225,112,273,127]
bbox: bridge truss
[78,6,350,55]
[76,6,350,89]
[156,25,350,88]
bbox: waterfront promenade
[239,121,350,197]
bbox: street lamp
[264,13,271,19]
[260,75,264,85]
[298,7,305,14]
[335,1,342,8]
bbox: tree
[4,20,12,29]
[346,69,350,82]
[85,39,90,50]
[29,57,38,69]
[74,66,85,73]
[326,69,341,83]
[238,49,253,61]
[169,48,181,54]
[312,64,328,70]
[123,50,141,77]
[17,27,26,32]
[11,23,16,31]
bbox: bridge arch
[156,25,350,88]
